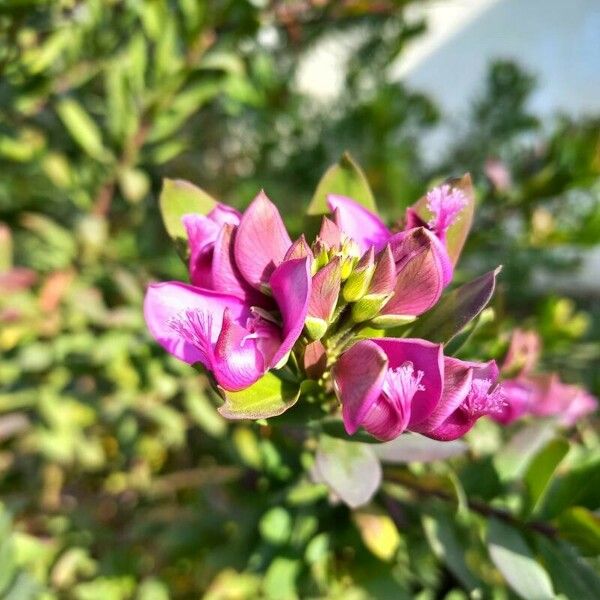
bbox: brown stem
[384,469,557,538]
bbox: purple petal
[332,340,389,435]
[269,256,312,368]
[143,281,249,366]
[371,338,444,427]
[327,194,390,253]
[425,360,502,441]
[211,224,269,306]
[234,191,292,288]
[318,215,342,248]
[412,357,473,434]
[493,378,533,425]
[309,257,341,321]
[212,309,266,391]
[304,340,327,380]
[182,214,219,287]
[208,203,241,226]
[284,235,314,261]
[381,229,445,317]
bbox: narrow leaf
[524,437,569,515]
[423,511,481,592]
[56,99,111,161]
[556,507,600,556]
[536,536,600,600]
[409,268,500,343]
[308,152,376,215]
[315,435,381,508]
[218,372,300,420]
[487,518,554,600]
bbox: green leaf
[409,173,476,266]
[307,152,376,215]
[536,537,600,600]
[218,372,300,420]
[263,558,300,600]
[374,433,467,463]
[409,268,500,343]
[524,437,569,516]
[159,179,217,255]
[540,454,600,519]
[259,507,292,546]
[315,435,382,508]
[487,518,555,600]
[556,507,600,556]
[422,510,481,592]
[493,420,555,482]
[56,99,111,162]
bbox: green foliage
[0,1,598,598]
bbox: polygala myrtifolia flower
[145,172,504,442]
[494,329,597,426]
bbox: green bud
[370,314,417,329]
[351,293,392,323]
[305,316,328,340]
[339,256,357,281]
[342,247,375,302]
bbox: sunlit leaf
[556,507,600,556]
[308,152,377,215]
[218,372,300,420]
[159,178,217,255]
[353,505,401,561]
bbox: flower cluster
[495,329,597,426]
[145,177,506,442]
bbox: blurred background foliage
[0,0,598,598]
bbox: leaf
[410,173,476,266]
[493,420,555,482]
[374,433,467,463]
[540,454,600,519]
[352,505,401,561]
[536,536,600,600]
[523,437,569,515]
[259,507,291,546]
[218,372,300,420]
[422,511,480,592]
[56,99,111,162]
[307,152,377,215]
[315,435,382,508]
[487,518,554,600]
[409,268,500,343]
[159,179,217,254]
[263,558,300,600]
[556,507,600,556]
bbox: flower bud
[342,247,375,302]
[305,316,328,341]
[351,293,392,323]
[370,314,416,328]
[306,258,342,340]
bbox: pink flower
[495,329,597,426]
[332,339,502,441]
[145,191,312,391]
